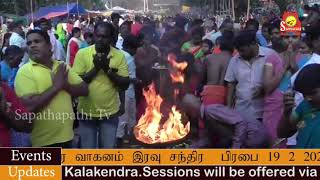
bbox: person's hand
[252,86,265,99]
[284,91,295,115]
[131,78,142,85]
[93,54,102,70]
[53,64,68,91]
[101,57,111,73]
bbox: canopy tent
[111,6,127,12]
[103,11,113,16]
[26,3,87,20]
[41,12,68,19]
[86,10,104,18]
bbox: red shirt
[0,83,29,147]
[131,22,143,36]
[67,23,73,34]
[69,40,79,67]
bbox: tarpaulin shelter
[26,3,87,20]
[111,6,127,12]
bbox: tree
[0,0,105,15]
[274,0,290,13]
[181,0,290,18]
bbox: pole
[67,0,69,19]
[232,0,235,21]
[247,0,251,20]
[77,0,79,17]
[219,0,221,16]
[223,0,226,15]
[30,0,34,23]
[146,0,149,12]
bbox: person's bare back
[205,52,233,85]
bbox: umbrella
[111,6,127,12]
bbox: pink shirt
[131,22,143,36]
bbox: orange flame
[168,53,188,83]
[134,83,190,144]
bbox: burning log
[134,83,190,145]
[134,53,191,146]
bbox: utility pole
[77,0,79,17]
[14,0,19,15]
[247,0,251,20]
[30,0,34,22]
[232,0,235,21]
[146,0,149,12]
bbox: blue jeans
[78,116,119,149]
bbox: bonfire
[134,54,190,144]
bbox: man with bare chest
[201,35,234,105]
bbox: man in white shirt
[116,35,141,147]
[8,21,29,66]
[116,21,132,50]
[203,19,233,44]
[37,18,65,61]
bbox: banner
[1,148,320,179]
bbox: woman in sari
[181,27,205,60]
[66,27,82,67]
[263,31,300,148]
[296,38,313,69]
[1,45,31,147]
[55,23,67,48]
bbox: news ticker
[1,148,320,179]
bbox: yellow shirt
[14,60,83,147]
[72,45,129,118]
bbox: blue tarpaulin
[26,3,87,20]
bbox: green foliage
[274,0,290,13]
[1,0,290,16]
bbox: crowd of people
[0,3,320,149]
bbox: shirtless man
[201,34,234,105]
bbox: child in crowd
[201,39,213,62]
[287,64,320,148]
